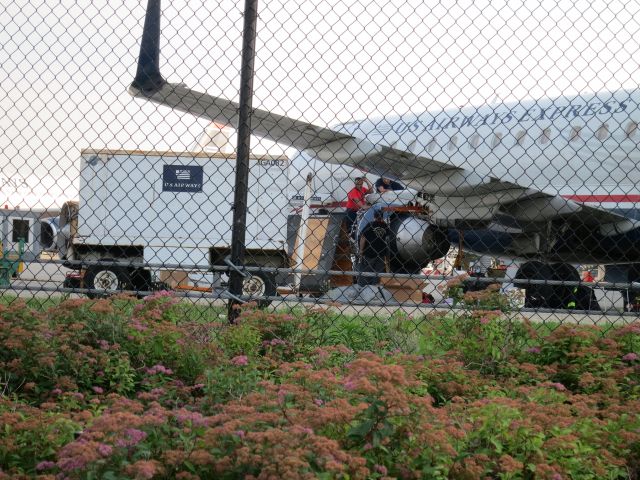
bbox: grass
[0,293,65,310]
[0,292,615,357]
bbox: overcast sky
[1,0,640,207]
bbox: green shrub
[1,297,640,479]
[0,400,81,475]
[217,322,262,358]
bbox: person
[357,209,391,286]
[375,176,404,193]
[345,176,372,237]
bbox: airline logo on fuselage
[0,175,29,192]
[380,99,630,136]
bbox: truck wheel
[84,265,133,298]
[241,271,276,307]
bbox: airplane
[0,172,77,253]
[128,0,640,309]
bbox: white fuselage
[338,89,639,207]
[288,89,640,223]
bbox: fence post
[293,173,314,294]
[227,0,260,323]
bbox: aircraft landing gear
[514,261,553,308]
[514,261,584,309]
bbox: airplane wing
[129,0,637,236]
[129,1,458,176]
[130,81,456,175]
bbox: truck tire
[84,264,133,298]
[241,271,276,307]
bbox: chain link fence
[3,0,640,329]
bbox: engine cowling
[388,214,450,273]
[38,217,59,251]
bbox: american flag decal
[162,165,203,192]
[175,170,191,180]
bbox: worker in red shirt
[345,176,372,238]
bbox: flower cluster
[1,296,639,479]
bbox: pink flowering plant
[463,283,513,311]
[1,293,640,478]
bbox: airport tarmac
[2,277,636,326]
[1,258,636,325]
[8,259,71,289]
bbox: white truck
[59,148,450,301]
[60,149,291,298]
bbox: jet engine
[287,209,450,293]
[38,217,59,251]
[387,214,451,273]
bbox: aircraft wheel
[514,261,554,308]
[626,264,640,311]
[549,263,580,309]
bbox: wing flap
[497,193,638,235]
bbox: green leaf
[347,419,375,438]
[378,420,394,438]
[490,437,503,454]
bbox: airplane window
[538,128,551,145]
[427,138,437,153]
[626,121,638,139]
[569,125,582,142]
[469,133,481,148]
[515,130,527,146]
[596,123,609,141]
[491,132,503,148]
[448,135,458,151]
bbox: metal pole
[293,173,314,293]
[227,0,260,322]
